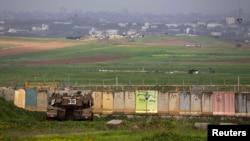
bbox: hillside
[0,97,45,122]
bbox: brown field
[0,40,127,66]
[0,40,81,56]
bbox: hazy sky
[1,0,249,15]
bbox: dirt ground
[0,41,81,56]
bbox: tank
[46,90,94,120]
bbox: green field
[1,35,250,140]
[0,35,250,88]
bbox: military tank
[46,90,94,120]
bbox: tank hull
[46,91,94,121]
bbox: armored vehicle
[46,91,94,120]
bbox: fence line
[1,76,250,92]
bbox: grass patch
[2,98,250,140]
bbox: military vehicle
[46,90,94,120]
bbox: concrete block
[194,122,210,130]
[106,119,124,130]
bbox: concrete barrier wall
[92,91,102,113]
[135,90,158,114]
[180,92,191,115]
[212,91,225,116]
[4,88,250,117]
[0,87,14,102]
[37,90,48,111]
[102,91,114,114]
[234,93,250,117]
[14,89,25,109]
[247,94,250,117]
[25,89,37,109]
[124,91,135,114]
[213,91,235,116]
[201,92,213,115]
[113,91,124,114]
[191,93,202,116]
[235,93,247,117]
[158,91,169,114]
[168,92,180,115]
[224,92,235,116]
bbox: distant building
[184,23,197,28]
[53,21,72,25]
[141,26,148,31]
[127,29,137,35]
[150,25,158,29]
[118,23,127,27]
[210,32,222,37]
[8,28,17,33]
[226,17,236,25]
[144,22,150,27]
[8,28,29,33]
[32,24,49,32]
[207,23,223,28]
[132,23,137,26]
[89,27,96,35]
[186,28,196,34]
[106,29,118,36]
[166,24,178,28]
[196,22,206,27]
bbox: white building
[210,32,222,37]
[226,17,236,25]
[144,22,150,27]
[150,25,158,29]
[197,22,206,27]
[127,29,137,35]
[106,29,118,36]
[42,24,49,30]
[32,24,49,31]
[118,23,128,27]
[141,26,148,31]
[132,23,137,26]
[8,28,17,33]
[184,23,197,28]
[166,24,178,28]
[54,21,72,25]
[207,23,223,28]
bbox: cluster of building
[87,16,250,43]
[0,16,249,43]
